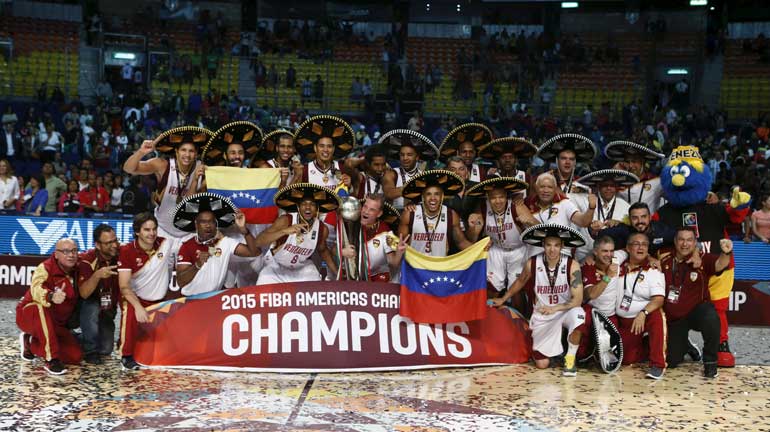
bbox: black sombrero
[576,169,640,188]
[401,169,464,201]
[294,115,356,160]
[172,192,238,233]
[360,198,400,226]
[465,176,529,197]
[202,121,264,166]
[378,129,439,161]
[478,137,538,160]
[521,223,586,248]
[274,183,340,213]
[604,140,665,162]
[155,126,214,157]
[250,128,296,168]
[536,133,596,162]
[438,123,493,160]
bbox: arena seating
[720,39,770,119]
[0,17,79,98]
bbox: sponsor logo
[7,216,134,255]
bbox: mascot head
[661,146,712,208]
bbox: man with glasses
[17,238,82,375]
[615,231,668,379]
[77,224,120,365]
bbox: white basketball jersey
[156,158,202,239]
[411,205,449,256]
[484,199,523,249]
[273,214,320,268]
[267,159,295,185]
[362,174,383,196]
[622,176,663,213]
[366,230,395,276]
[306,160,341,189]
[394,166,423,210]
[532,254,572,310]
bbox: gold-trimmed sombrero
[438,123,493,160]
[576,169,640,188]
[155,126,214,157]
[360,198,400,226]
[250,128,296,168]
[536,133,596,162]
[521,223,586,248]
[604,140,665,162]
[202,121,264,166]
[274,183,340,213]
[478,137,538,160]
[378,129,439,161]
[465,176,529,197]
[172,192,238,233]
[401,169,464,201]
[294,115,356,160]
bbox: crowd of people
[12,111,766,383]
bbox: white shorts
[487,245,527,291]
[530,306,586,358]
[256,252,321,285]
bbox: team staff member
[599,202,675,254]
[615,231,668,380]
[17,238,82,375]
[604,140,665,213]
[660,228,733,378]
[117,212,174,370]
[78,224,120,365]
[536,133,596,194]
[174,193,260,295]
[491,223,586,377]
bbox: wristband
[642,309,649,317]
[601,275,611,283]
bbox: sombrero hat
[155,126,214,157]
[478,137,538,160]
[172,192,238,233]
[250,128,296,168]
[604,140,665,162]
[360,198,400,226]
[438,123,493,160]
[202,121,263,166]
[378,129,439,161]
[576,169,640,188]
[465,176,529,197]
[294,115,356,160]
[401,169,464,201]
[274,183,340,213]
[536,133,596,162]
[521,223,586,248]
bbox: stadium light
[426,2,430,11]
[456,3,461,12]
[689,0,707,6]
[113,52,136,60]
[667,68,688,75]
[561,2,579,9]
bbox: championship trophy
[339,196,361,280]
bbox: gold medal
[296,234,304,244]
[427,223,434,230]
[322,175,329,184]
[208,247,216,256]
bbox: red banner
[726,280,770,326]
[135,282,533,372]
[0,255,46,298]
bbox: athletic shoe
[562,354,577,377]
[84,353,103,365]
[121,356,141,370]
[19,333,34,362]
[686,338,702,362]
[44,359,67,375]
[646,366,665,380]
[704,363,719,379]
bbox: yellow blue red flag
[206,166,280,224]
[399,237,490,324]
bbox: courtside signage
[0,215,134,255]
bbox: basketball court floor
[2,300,769,431]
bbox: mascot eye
[669,166,680,176]
[680,166,691,177]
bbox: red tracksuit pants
[617,309,668,369]
[119,298,155,357]
[16,302,82,364]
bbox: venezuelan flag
[399,237,490,324]
[206,166,280,224]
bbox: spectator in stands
[36,83,48,104]
[0,159,19,210]
[746,195,770,244]
[121,176,149,214]
[42,162,66,213]
[286,64,296,88]
[78,172,109,214]
[407,111,423,132]
[1,119,22,165]
[313,74,324,107]
[268,64,278,88]
[301,76,312,107]
[674,78,689,110]
[38,123,63,163]
[351,77,363,106]
[58,180,81,213]
[2,106,18,125]
[96,81,113,101]
[121,63,134,93]
[757,121,769,143]
[111,175,125,212]
[21,175,48,216]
